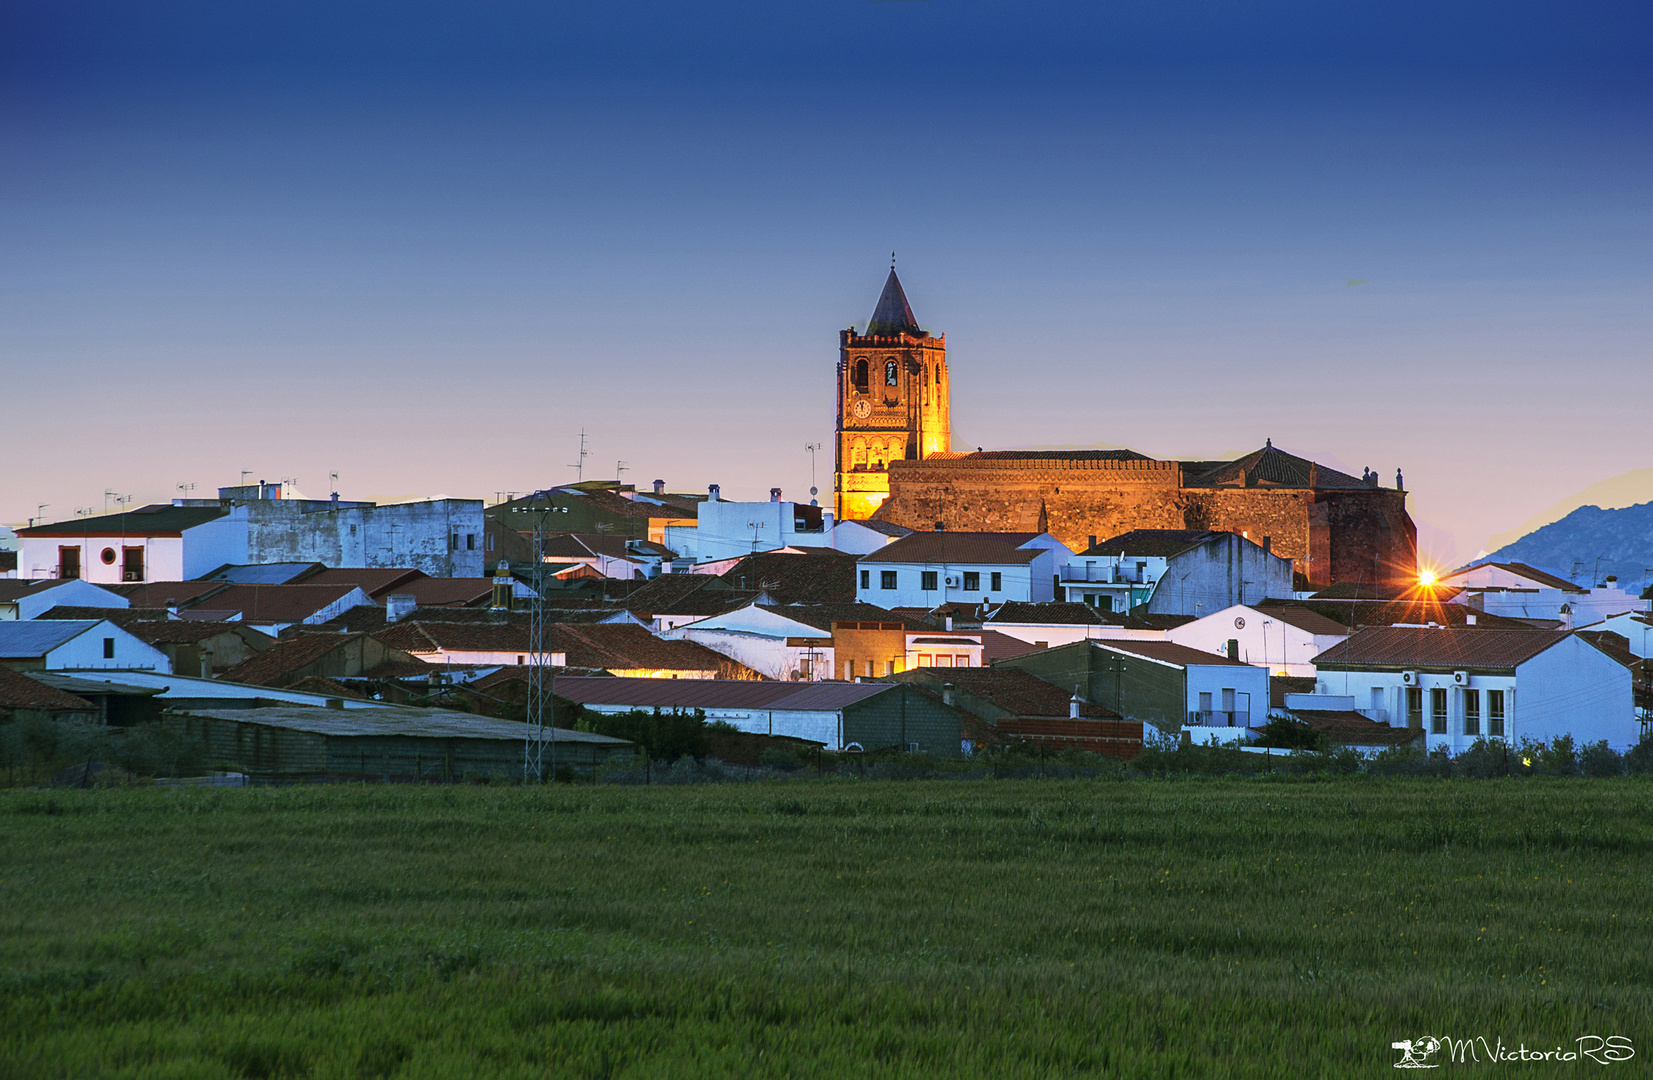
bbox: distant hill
[1476,501,1653,592]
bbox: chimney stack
[1070,690,1084,719]
[490,560,512,611]
[770,487,782,503]
[1559,604,1574,632]
[653,479,665,496]
[386,594,417,623]
[1088,535,1097,551]
[942,683,955,707]
[708,483,720,502]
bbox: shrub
[1536,734,1579,776]
[1626,734,1653,775]
[1453,738,1513,779]
[1579,740,1624,778]
[582,708,710,762]
[1254,716,1321,751]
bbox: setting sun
[1419,569,1438,587]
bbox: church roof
[1181,442,1368,490]
[866,269,921,336]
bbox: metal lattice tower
[514,491,567,782]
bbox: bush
[1453,738,1514,779]
[1626,734,1653,775]
[582,708,710,762]
[1254,716,1321,751]
[1579,740,1624,778]
[1535,734,1580,776]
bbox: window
[516,655,525,665]
[853,358,869,389]
[102,637,115,659]
[1371,687,1384,713]
[990,572,1001,591]
[1135,561,1147,583]
[885,359,898,386]
[1463,689,1480,736]
[350,524,357,535]
[466,533,476,550]
[1096,595,1112,611]
[100,547,117,565]
[122,546,144,582]
[1430,687,1448,734]
[860,570,870,589]
[1488,690,1505,737]
[933,655,951,667]
[963,571,980,591]
[58,546,81,580]
[1406,686,1423,728]
[1199,692,1212,715]
[908,742,920,753]
[918,654,932,667]
[921,571,938,591]
[881,570,897,590]
[865,661,874,677]
[487,533,495,552]
[954,654,969,667]
[450,533,459,551]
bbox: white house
[830,519,913,556]
[855,531,1073,608]
[0,620,172,674]
[663,603,834,682]
[1311,627,1637,752]
[1166,603,1348,677]
[17,487,487,584]
[981,601,1169,649]
[0,579,130,621]
[1059,530,1294,616]
[1439,562,1648,627]
[1591,612,1653,658]
[663,486,835,565]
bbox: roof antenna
[891,250,896,270]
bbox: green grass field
[3,778,1650,1077]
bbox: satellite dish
[809,486,818,496]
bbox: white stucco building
[1311,626,1637,752]
[1059,530,1294,616]
[1439,562,1649,627]
[1166,603,1349,677]
[855,531,1073,608]
[663,486,835,565]
[0,620,172,673]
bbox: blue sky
[2,2,1649,565]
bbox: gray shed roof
[179,706,630,744]
[554,675,895,712]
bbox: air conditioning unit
[1453,671,1470,686]
[944,576,959,587]
[1401,670,1419,686]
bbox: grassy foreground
[2,778,1650,1078]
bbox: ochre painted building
[832,270,1418,591]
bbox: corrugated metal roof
[0,668,95,709]
[0,620,108,658]
[50,669,393,707]
[33,673,165,697]
[180,706,630,744]
[202,563,325,585]
[1312,627,1569,670]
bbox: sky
[2,1,1649,568]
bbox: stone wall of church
[874,459,1417,589]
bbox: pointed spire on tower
[867,266,921,336]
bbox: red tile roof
[220,633,373,687]
[116,581,230,607]
[183,584,366,624]
[859,533,1046,566]
[1312,627,1569,671]
[717,550,859,604]
[0,667,95,710]
[1095,640,1256,668]
[1253,604,1351,637]
[298,568,427,597]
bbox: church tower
[835,267,950,520]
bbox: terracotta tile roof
[1576,630,1639,669]
[283,675,364,699]
[1084,530,1224,558]
[1181,444,1368,491]
[624,574,756,616]
[0,667,95,710]
[955,449,1150,463]
[16,504,227,538]
[1281,710,1421,746]
[757,602,931,633]
[1452,562,1586,593]
[1096,640,1256,668]
[1269,675,1318,707]
[298,568,427,596]
[375,621,530,654]
[979,628,1042,662]
[1312,627,1568,671]
[717,550,859,604]
[380,578,500,608]
[1269,597,1530,630]
[304,605,390,634]
[126,620,272,646]
[919,668,1118,720]
[554,623,742,674]
[116,581,230,607]
[182,584,366,624]
[220,633,373,687]
[38,606,171,626]
[1253,604,1351,637]
[858,533,1045,566]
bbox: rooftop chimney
[708,483,720,502]
[1560,603,1574,632]
[770,487,782,502]
[386,594,417,623]
[1088,535,1097,551]
[1466,613,1477,626]
[944,615,953,632]
[1070,690,1084,719]
[654,479,665,496]
[942,683,955,707]
[490,560,512,611]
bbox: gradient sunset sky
[3,1,1649,568]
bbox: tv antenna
[31,504,48,526]
[747,519,769,554]
[804,442,822,502]
[569,430,590,481]
[176,482,196,498]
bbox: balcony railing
[1059,566,1144,584]
[1188,710,1251,728]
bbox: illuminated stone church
[833,269,1419,590]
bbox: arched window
[885,359,898,386]
[852,441,867,467]
[853,358,868,389]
